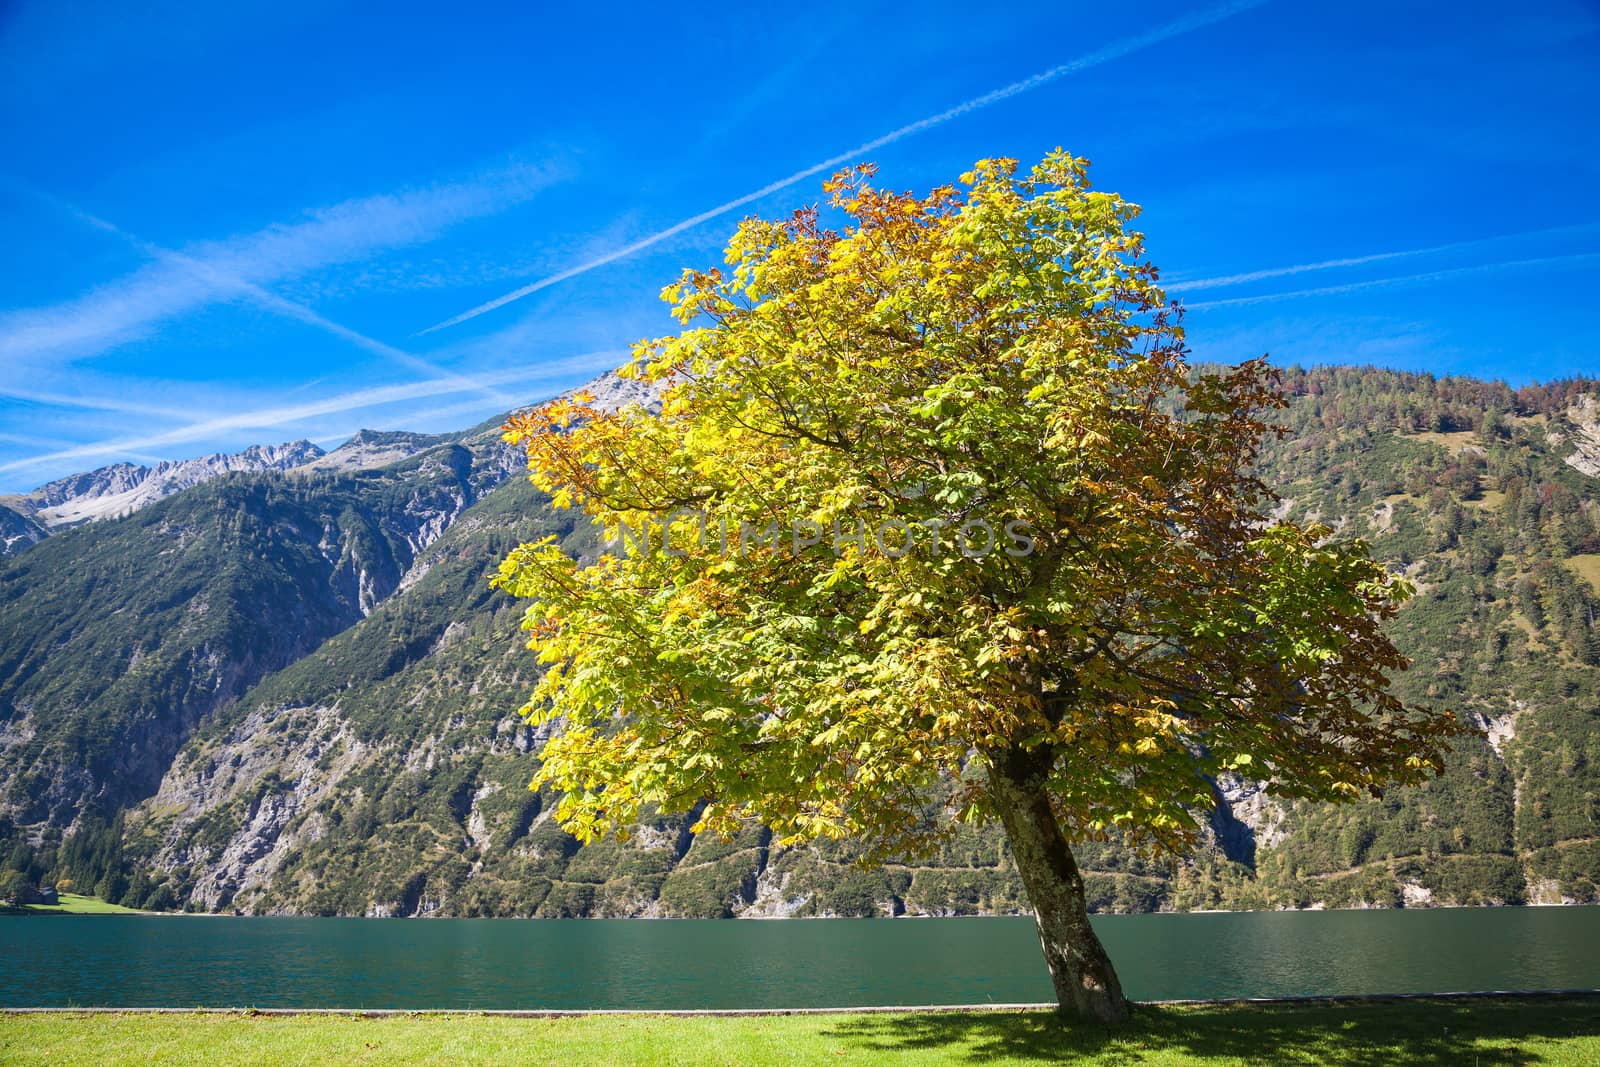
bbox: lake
[3,908,1598,1009]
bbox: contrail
[1183,252,1600,310]
[0,385,198,421]
[0,349,626,477]
[418,0,1274,335]
[54,201,510,406]
[1167,222,1600,292]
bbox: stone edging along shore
[4,990,1598,1016]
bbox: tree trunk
[987,746,1129,1023]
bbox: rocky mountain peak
[1,439,326,530]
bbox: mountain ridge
[0,440,326,534]
[2,364,1598,918]
[0,369,660,551]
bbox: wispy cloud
[0,384,198,420]
[1183,252,1600,310]
[0,349,625,477]
[11,192,526,412]
[418,0,1274,335]
[0,430,88,452]
[1186,312,1443,369]
[0,163,561,365]
[0,430,169,469]
[1167,222,1600,292]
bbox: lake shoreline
[6,988,1600,1015]
[9,898,1600,919]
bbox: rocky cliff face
[0,504,45,557]
[1556,395,1600,478]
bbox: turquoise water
[2,908,1598,1009]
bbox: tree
[2,868,32,905]
[496,152,1467,1021]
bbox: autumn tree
[496,152,1466,1022]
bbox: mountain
[1,365,1598,917]
[301,430,457,473]
[0,434,510,833]
[0,441,326,539]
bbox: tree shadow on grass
[824,996,1600,1065]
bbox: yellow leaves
[487,147,1468,867]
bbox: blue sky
[1,0,1596,493]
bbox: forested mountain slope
[1,365,1597,916]
[1209,367,1600,910]
[0,432,512,840]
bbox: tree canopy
[496,151,1468,1019]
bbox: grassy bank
[4,997,1600,1065]
[2,893,144,915]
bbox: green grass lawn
[3,893,145,915]
[4,998,1599,1066]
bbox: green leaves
[498,150,1466,864]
